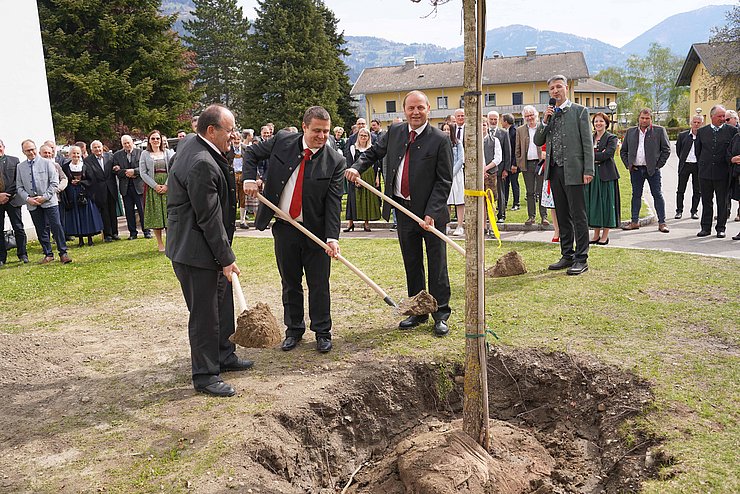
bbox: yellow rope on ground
[464,188,501,247]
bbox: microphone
[544,98,556,124]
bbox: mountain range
[161,1,733,82]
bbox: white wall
[0,0,55,234]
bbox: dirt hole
[237,347,666,493]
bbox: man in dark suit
[487,110,513,223]
[346,90,453,335]
[0,138,28,265]
[694,104,738,238]
[167,104,253,398]
[619,109,671,233]
[243,106,345,354]
[112,135,148,240]
[84,140,119,241]
[534,75,594,275]
[674,115,703,220]
[501,113,520,211]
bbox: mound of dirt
[230,302,282,348]
[486,251,527,278]
[398,290,438,316]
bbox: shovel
[354,177,466,257]
[256,193,398,308]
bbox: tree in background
[183,0,250,120]
[710,4,740,101]
[39,0,198,144]
[241,0,344,129]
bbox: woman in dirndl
[139,130,175,252]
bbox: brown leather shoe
[39,256,54,264]
[622,222,639,231]
[60,253,73,264]
[658,223,669,233]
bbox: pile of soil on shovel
[486,250,527,278]
[398,290,438,316]
[230,302,282,348]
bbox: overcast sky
[236,0,732,48]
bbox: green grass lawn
[1,236,737,493]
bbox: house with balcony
[676,42,740,122]
[350,48,624,128]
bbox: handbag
[4,229,16,250]
[77,191,88,207]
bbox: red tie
[289,148,313,218]
[400,130,416,198]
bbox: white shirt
[686,132,697,163]
[527,126,539,160]
[635,127,648,167]
[394,122,428,199]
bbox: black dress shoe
[399,315,429,329]
[281,336,301,351]
[111,234,121,241]
[674,212,682,219]
[316,337,332,353]
[691,213,699,220]
[128,234,138,240]
[566,261,588,275]
[104,236,113,243]
[548,258,574,270]
[222,358,254,371]
[195,381,235,397]
[589,239,599,244]
[19,255,29,263]
[717,231,726,238]
[733,233,740,240]
[143,231,153,239]
[697,230,711,237]
[433,320,449,337]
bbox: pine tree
[183,0,250,120]
[39,0,198,144]
[241,0,343,129]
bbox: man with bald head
[84,139,119,241]
[112,135,146,239]
[346,90,453,336]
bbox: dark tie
[289,148,313,219]
[29,160,37,195]
[456,126,462,141]
[400,130,417,198]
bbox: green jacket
[534,102,594,186]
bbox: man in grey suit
[534,75,594,275]
[0,138,28,265]
[619,109,671,233]
[16,139,71,264]
[167,104,253,397]
[487,110,512,222]
[112,135,148,240]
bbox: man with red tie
[345,91,453,336]
[243,106,346,354]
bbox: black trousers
[676,162,700,214]
[504,170,521,207]
[272,220,332,338]
[122,186,146,235]
[699,178,729,233]
[98,190,119,238]
[550,165,589,262]
[0,203,27,262]
[172,261,237,387]
[395,198,451,321]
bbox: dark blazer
[728,133,740,201]
[619,124,670,176]
[82,153,115,205]
[593,132,619,182]
[166,135,236,270]
[112,147,144,196]
[507,125,517,168]
[493,128,512,173]
[243,130,346,241]
[353,122,453,224]
[0,155,22,207]
[675,130,699,174]
[694,124,738,181]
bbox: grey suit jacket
[15,157,59,210]
[139,149,175,188]
[534,102,595,185]
[619,124,670,176]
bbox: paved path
[235,144,739,260]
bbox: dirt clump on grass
[230,302,282,348]
[398,290,438,316]
[486,250,527,278]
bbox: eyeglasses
[217,126,238,135]
[726,118,733,122]
[150,137,161,140]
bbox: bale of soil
[486,251,527,278]
[230,302,282,348]
[398,290,438,316]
